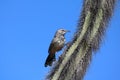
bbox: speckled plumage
[45,29,68,67]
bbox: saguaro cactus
[46,0,116,80]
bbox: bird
[44,29,69,67]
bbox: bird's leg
[65,41,72,47]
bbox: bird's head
[57,29,70,35]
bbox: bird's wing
[48,39,58,54]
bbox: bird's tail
[44,54,56,67]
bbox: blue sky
[0,0,120,80]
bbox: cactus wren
[44,29,69,67]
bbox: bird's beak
[65,30,70,32]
